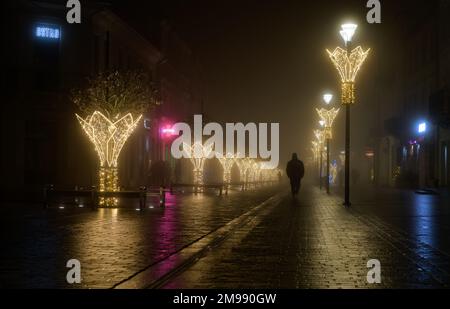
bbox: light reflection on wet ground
[162,186,450,289]
[0,188,278,288]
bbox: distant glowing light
[217,153,237,186]
[161,126,177,137]
[183,142,214,188]
[323,94,333,104]
[35,25,60,39]
[365,151,375,158]
[316,108,340,139]
[418,122,427,134]
[319,120,325,127]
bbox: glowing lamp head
[340,23,358,44]
[418,122,427,134]
[323,93,333,104]
[319,120,325,127]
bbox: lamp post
[314,129,325,189]
[327,23,370,206]
[311,141,320,175]
[316,94,340,194]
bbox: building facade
[1,0,202,199]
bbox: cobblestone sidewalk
[163,186,450,288]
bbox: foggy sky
[114,0,433,167]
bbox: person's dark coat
[286,154,305,181]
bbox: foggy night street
[2,0,450,303]
[1,184,449,289]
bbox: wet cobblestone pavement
[162,186,450,289]
[0,188,278,288]
[1,184,450,289]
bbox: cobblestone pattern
[0,188,278,288]
[163,186,450,288]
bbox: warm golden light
[217,153,236,186]
[314,129,325,147]
[311,141,320,161]
[326,46,370,104]
[76,111,142,206]
[183,142,213,189]
[316,108,340,139]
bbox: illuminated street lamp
[327,23,370,206]
[323,93,333,105]
[316,104,340,194]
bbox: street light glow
[340,23,358,44]
[323,94,333,104]
[418,122,427,134]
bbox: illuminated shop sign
[35,24,61,40]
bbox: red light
[160,125,177,138]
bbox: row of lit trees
[72,72,279,206]
[182,142,280,190]
[72,71,159,206]
[312,23,370,206]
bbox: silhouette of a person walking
[286,153,305,197]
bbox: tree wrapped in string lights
[217,153,236,189]
[183,142,213,191]
[72,71,159,206]
[235,157,251,187]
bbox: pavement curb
[113,192,283,289]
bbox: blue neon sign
[35,25,61,40]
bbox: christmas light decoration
[183,142,213,189]
[316,108,340,139]
[314,129,325,147]
[235,158,252,184]
[326,46,370,104]
[76,111,142,206]
[217,153,237,187]
[311,141,320,161]
[327,23,370,205]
